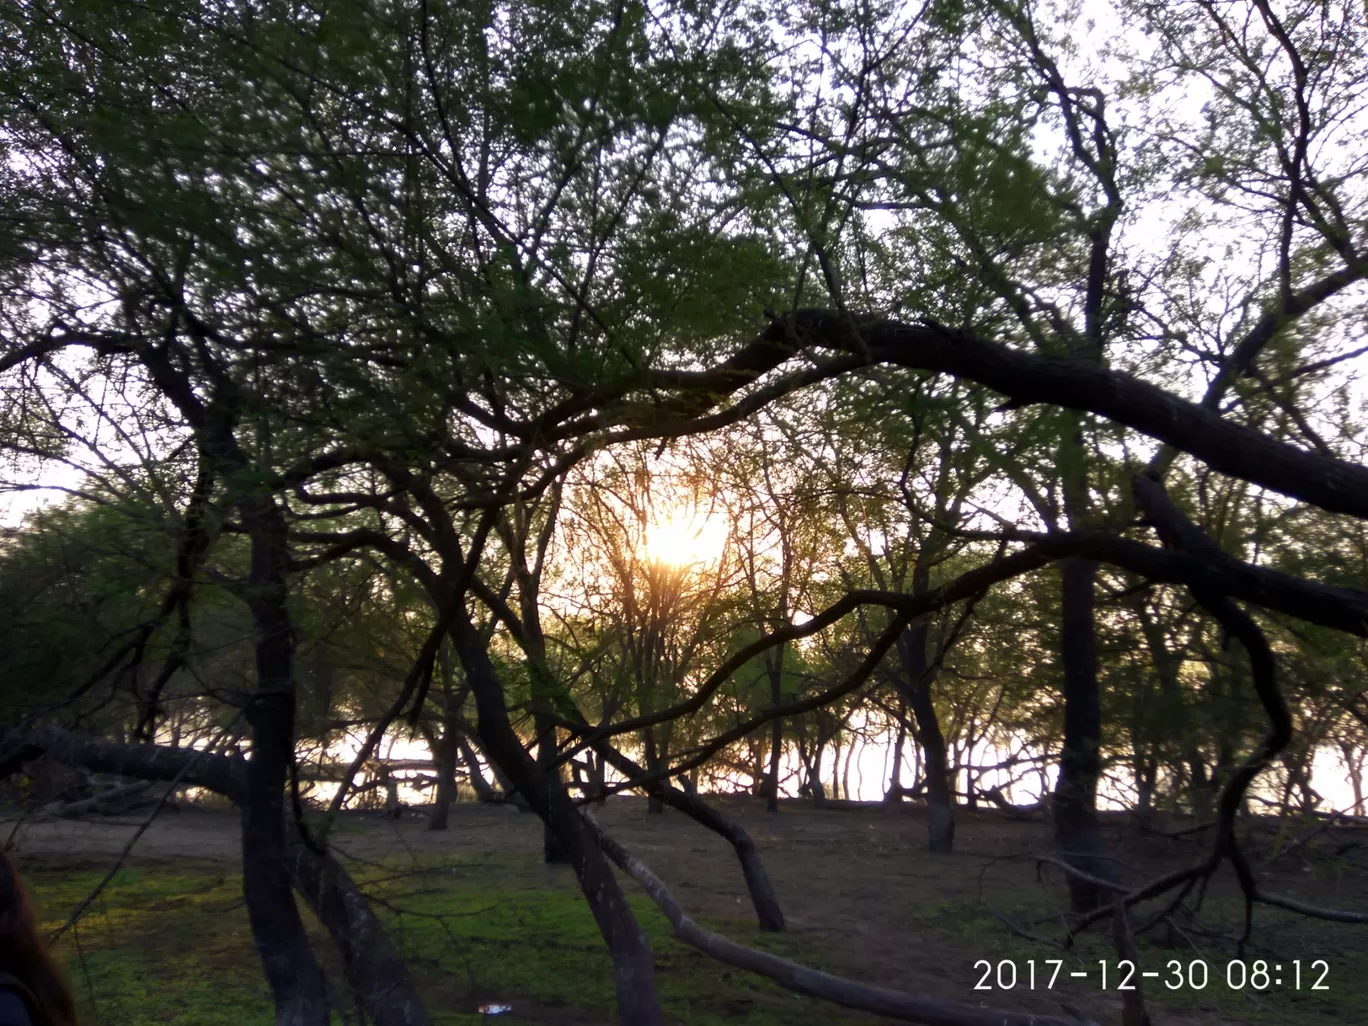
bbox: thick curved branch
[597,606,916,798]
[561,546,1058,754]
[1133,474,1292,944]
[771,310,1368,520]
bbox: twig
[1034,854,1129,893]
[989,907,1064,949]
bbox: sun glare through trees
[639,505,730,569]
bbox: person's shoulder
[0,987,33,1026]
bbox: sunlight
[640,507,729,568]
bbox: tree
[6,0,1368,1024]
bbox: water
[306,722,1364,816]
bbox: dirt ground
[11,797,1368,1025]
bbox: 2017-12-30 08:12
[972,958,1330,991]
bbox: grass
[27,855,861,1026]
[22,833,1367,1026]
[33,864,273,1025]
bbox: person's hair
[0,849,77,1026]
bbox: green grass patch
[33,850,1358,1026]
[26,855,862,1026]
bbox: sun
[641,508,729,568]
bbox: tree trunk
[898,567,954,853]
[1136,602,1186,818]
[885,710,906,803]
[450,615,661,1025]
[288,840,431,1026]
[828,738,840,801]
[429,727,459,830]
[1135,755,1157,817]
[805,736,827,807]
[596,745,786,931]
[535,707,568,860]
[481,741,530,808]
[241,498,331,1026]
[644,729,665,815]
[455,733,497,804]
[0,725,431,1025]
[765,663,783,813]
[1053,557,1115,913]
[668,786,785,932]
[841,738,855,802]
[428,655,467,830]
[1341,741,1365,816]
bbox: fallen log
[38,779,155,818]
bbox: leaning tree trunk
[1054,556,1115,913]
[288,839,431,1026]
[0,723,432,1026]
[455,733,498,804]
[241,498,332,1026]
[596,744,786,931]
[449,614,661,1025]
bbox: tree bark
[898,568,954,853]
[288,839,431,1026]
[767,309,1368,522]
[596,745,785,931]
[803,734,827,807]
[454,733,498,804]
[885,709,906,803]
[0,725,432,1025]
[1135,756,1157,817]
[1053,557,1115,913]
[240,498,332,1026]
[593,820,1091,1026]
[428,726,459,830]
[644,729,666,815]
[535,704,569,858]
[765,660,784,813]
[427,654,468,830]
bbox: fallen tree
[37,779,160,819]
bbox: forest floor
[10,796,1368,1026]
